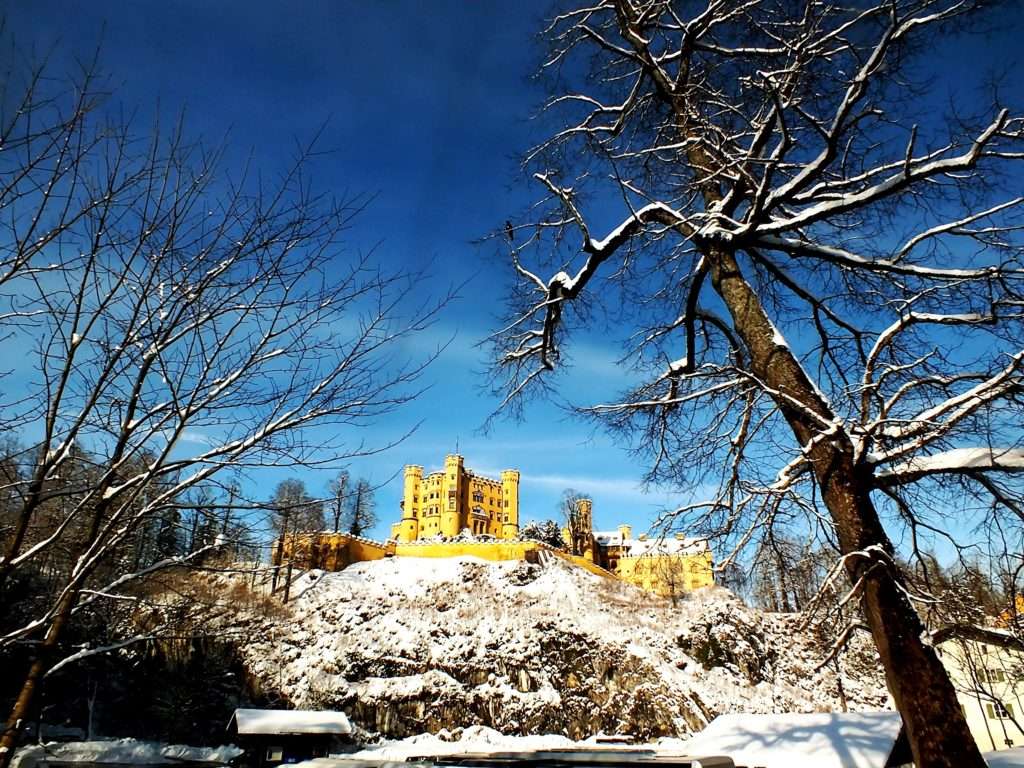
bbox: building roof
[680,711,905,768]
[933,624,1024,651]
[592,532,708,556]
[228,709,353,736]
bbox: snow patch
[12,740,242,768]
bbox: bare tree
[559,489,589,556]
[0,57,438,764]
[750,533,832,613]
[491,2,1024,765]
[327,471,350,533]
[345,478,377,537]
[270,479,325,538]
[654,555,688,607]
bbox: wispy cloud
[473,466,665,503]
[161,429,216,447]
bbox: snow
[675,712,903,768]
[547,271,574,291]
[627,536,708,557]
[986,747,1024,767]
[877,447,1024,480]
[231,708,353,735]
[334,726,579,762]
[286,719,1021,768]
[11,740,242,768]
[591,531,709,556]
[217,555,888,741]
[587,201,682,252]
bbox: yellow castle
[277,454,713,601]
[391,454,520,542]
[564,498,714,598]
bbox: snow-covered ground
[218,555,888,740]
[11,739,242,768]
[307,725,1024,767]
[12,732,1024,768]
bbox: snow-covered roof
[680,711,904,768]
[593,530,626,547]
[230,709,353,736]
[592,532,708,556]
[627,536,707,557]
[933,624,1024,650]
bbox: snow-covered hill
[229,556,888,740]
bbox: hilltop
[216,555,889,740]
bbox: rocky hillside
[223,556,888,740]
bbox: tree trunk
[0,591,76,768]
[706,244,985,768]
[833,655,849,713]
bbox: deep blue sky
[4,2,1022,547]
[2,0,677,540]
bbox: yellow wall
[277,532,394,571]
[615,550,714,598]
[395,540,543,561]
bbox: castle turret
[440,454,464,538]
[577,498,593,530]
[578,498,594,561]
[398,464,422,542]
[618,524,632,541]
[500,469,520,539]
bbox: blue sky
[2,0,686,539]
[4,2,1022,548]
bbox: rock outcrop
[226,556,888,740]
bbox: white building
[935,626,1024,752]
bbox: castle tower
[500,469,520,539]
[440,454,464,538]
[398,464,422,542]
[577,498,593,531]
[578,498,594,561]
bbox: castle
[277,453,713,599]
[564,499,715,597]
[391,455,519,541]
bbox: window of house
[987,701,1015,719]
[266,747,284,762]
[979,668,1007,684]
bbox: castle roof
[593,531,709,556]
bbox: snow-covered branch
[875,447,1024,486]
